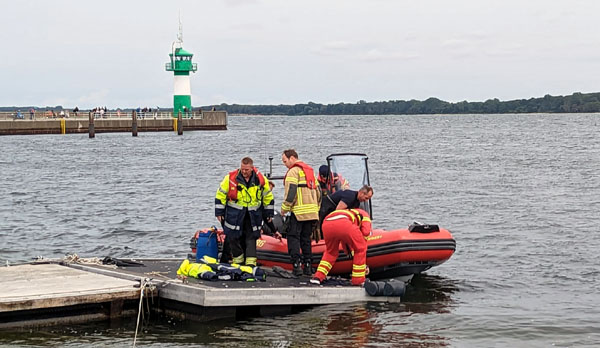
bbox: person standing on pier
[215,157,274,267]
[281,149,321,276]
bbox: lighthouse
[165,20,197,117]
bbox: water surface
[1,113,599,347]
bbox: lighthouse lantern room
[165,19,197,117]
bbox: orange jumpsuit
[313,208,372,285]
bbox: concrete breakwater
[0,111,227,135]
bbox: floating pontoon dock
[0,259,400,328]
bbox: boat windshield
[326,153,372,218]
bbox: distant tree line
[3,92,600,115]
[200,92,600,115]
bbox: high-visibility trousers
[313,216,368,285]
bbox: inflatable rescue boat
[191,223,455,280]
[192,153,456,280]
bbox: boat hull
[257,228,455,279]
[192,227,456,280]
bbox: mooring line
[133,278,150,348]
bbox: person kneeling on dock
[215,157,274,267]
[311,208,372,286]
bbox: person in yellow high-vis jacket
[215,157,274,267]
[281,149,321,276]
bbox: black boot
[303,261,313,276]
[293,262,303,276]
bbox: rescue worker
[281,149,321,276]
[261,181,282,240]
[215,157,274,267]
[311,208,372,286]
[317,165,350,197]
[318,185,373,233]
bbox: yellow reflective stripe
[295,203,319,209]
[286,177,299,184]
[245,257,257,266]
[331,210,355,223]
[293,209,319,215]
[362,217,371,222]
[239,265,253,273]
[317,266,330,275]
[326,215,349,222]
[297,186,303,206]
[349,209,363,223]
[320,260,332,269]
[201,256,218,264]
[353,264,367,270]
[352,271,366,277]
[233,255,245,264]
[292,204,319,213]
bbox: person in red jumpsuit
[310,208,372,286]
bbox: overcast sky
[1,0,599,109]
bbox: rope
[61,253,105,266]
[144,271,171,280]
[132,278,150,348]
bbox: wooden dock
[0,259,401,328]
[0,263,145,328]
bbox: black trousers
[229,214,257,265]
[219,236,232,263]
[287,213,316,265]
[318,195,336,229]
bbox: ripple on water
[1,114,599,347]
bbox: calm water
[1,114,599,347]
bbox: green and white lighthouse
[165,20,197,117]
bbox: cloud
[310,40,353,56]
[441,38,471,48]
[484,43,527,58]
[76,89,111,107]
[223,0,259,7]
[359,48,419,62]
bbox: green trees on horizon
[3,92,600,115]
[202,92,600,115]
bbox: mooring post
[177,110,183,135]
[132,110,138,137]
[88,111,95,138]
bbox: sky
[1,0,599,109]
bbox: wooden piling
[177,111,183,135]
[88,112,95,138]
[132,110,138,137]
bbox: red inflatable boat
[193,153,456,280]
[191,224,455,280]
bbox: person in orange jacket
[311,208,372,286]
